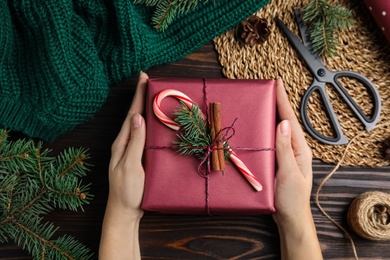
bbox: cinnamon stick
[210,102,225,171]
[210,104,218,171]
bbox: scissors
[275,8,381,145]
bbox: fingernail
[280,120,290,136]
[132,113,142,128]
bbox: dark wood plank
[1,42,389,260]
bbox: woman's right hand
[272,78,322,260]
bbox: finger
[128,71,148,116]
[276,79,310,150]
[275,120,299,173]
[111,72,148,168]
[117,72,148,140]
[276,78,312,173]
[123,113,146,164]
[276,78,305,142]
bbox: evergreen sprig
[173,102,232,161]
[174,102,211,159]
[0,129,93,259]
[302,0,354,57]
[133,0,212,31]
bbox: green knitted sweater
[0,0,269,142]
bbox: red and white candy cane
[229,150,262,191]
[153,89,263,192]
[153,89,199,131]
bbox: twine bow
[196,119,237,178]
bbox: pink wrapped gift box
[142,78,276,215]
[364,0,390,43]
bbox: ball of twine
[347,191,390,241]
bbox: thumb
[124,113,146,163]
[275,120,298,172]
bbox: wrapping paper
[364,0,390,43]
[142,78,276,215]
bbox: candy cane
[153,89,262,192]
[153,89,198,131]
[229,151,263,191]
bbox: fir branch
[173,102,211,158]
[12,188,47,218]
[133,0,212,31]
[55,148,90,179]
[175,102,207,138]
[0,129,8,148]
[11,216,92,260]
[302,0,354,57]
[172,102,234,161]
[49,235,93,260]
[0,130,93,259]
[0,170,16,194]
[153,0,177,31]
[0,139,38,173]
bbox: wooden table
[1,42,390,259]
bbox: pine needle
[302,0,354,57]
[0,130,93,259]
[133,0,212,31]
[173,102,211,159]
[172,102,232,162]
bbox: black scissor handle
[301,71,382,145]
[301,80,348,145]
[332,71,381,131]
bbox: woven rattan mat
[214,0,390,167]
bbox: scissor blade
[275,16,325,79]
[293,7,317,56]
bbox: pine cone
[236,15,270,46]
[385,137,390,160]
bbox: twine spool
[348,191,390,241]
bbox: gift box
[142,78,276,215]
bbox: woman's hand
[106,72,148,219]
[273,77,313,226]
[99,72,148,260]
[273,78,322,260]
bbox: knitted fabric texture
[0,0,269,142]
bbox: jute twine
[314,121,390,260]
[348,191,390,241]
[214,0,390,167]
